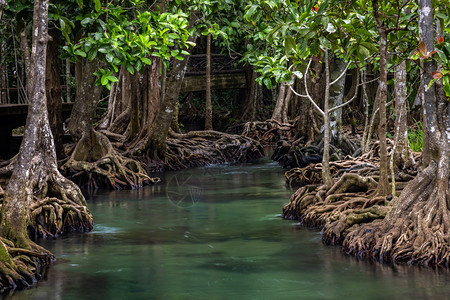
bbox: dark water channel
[10,159,450,299]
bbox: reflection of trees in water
[321,247,450,296]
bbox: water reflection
[8,159,450,300]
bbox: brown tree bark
[321,50,333,188]
[129,49,195,159]
[0,0,92,289]
[372,0,390,196]
[66,57,71,102]
[46,30,65,159]
[20,30,32,101]
[240,68,262,122]
[205,34,213,130]
[271,83,287,122]
[391,61,414,170]
[0,26,7,104]
[63,58,153,189]
[329,58,346,139]
[0,0,5,20]
[68,59,102,141]
[128,14,198,160]
[343,0,450,267]
[127,72,141,140]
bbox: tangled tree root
[61,129,159,190]
[285,160,378,188]
[62,153,160,190]
[0,238,53,293]
[164,130,264,170]
[0,171,93,291]
[242,119,296,145]
[342,161,450,267]
[0,172,94,240]
[282,170,412,246]
[272,136,359,169]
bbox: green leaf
[263,78,272,89]
[74,50,87,57]
[310,40,320,56]
[59,18,66,31]
[317,0,330,14]
[358,44,371,58]
[106,75,118,82]
[292,71,303,79]
[88,49,98,61]
[245,5,258,22]
[101,75,108,86]
[285,37,296,55]
[126,63,135,75]
[81,18,92,27]
[426,78,437,91]
[106,53,114,63]
[360,41,378,54]
[94,0,101,12]
[437,49,448,64]
[141,57,152,65]
[135,60,143,72]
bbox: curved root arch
[343,161,450,266]
[164,130,264,170]
[0,238,52,292]
[242,119,295,145]
[61,130,159,190]
[282,168,412,246]
[285,160,378,188]
[27,173,94,239]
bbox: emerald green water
[11,159,450,299]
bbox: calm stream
[10,159,450,299]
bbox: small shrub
[408,121,423,152]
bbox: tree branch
[288,84,325,116]
[297,58,325,116]
[330,61,351,86]
[329,68,361,113]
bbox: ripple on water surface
[13,160,450,300]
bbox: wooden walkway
[0,68,246,159]
[0,103,73,159]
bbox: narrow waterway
[11,159,450,299]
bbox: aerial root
[285,159,378,188]
[341,162,450,267]
[61,153,160,190]
[24,172,94,239]
[163,130,264,171]
[282,169,412,246]
[242,119,296,145]
[0,239,54,293]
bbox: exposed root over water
[343,161,450,266]
[164,130,264,170]
[0,238,53,293]
[61,129,159,190]
[283,149,449,267]
[242,119,296,145]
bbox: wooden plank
[181,73,246,92]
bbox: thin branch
[330,61,351,86]
[329,68,360,113]
[302,58,325,116]
[360,76,380,86]
[288,84,325,116]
